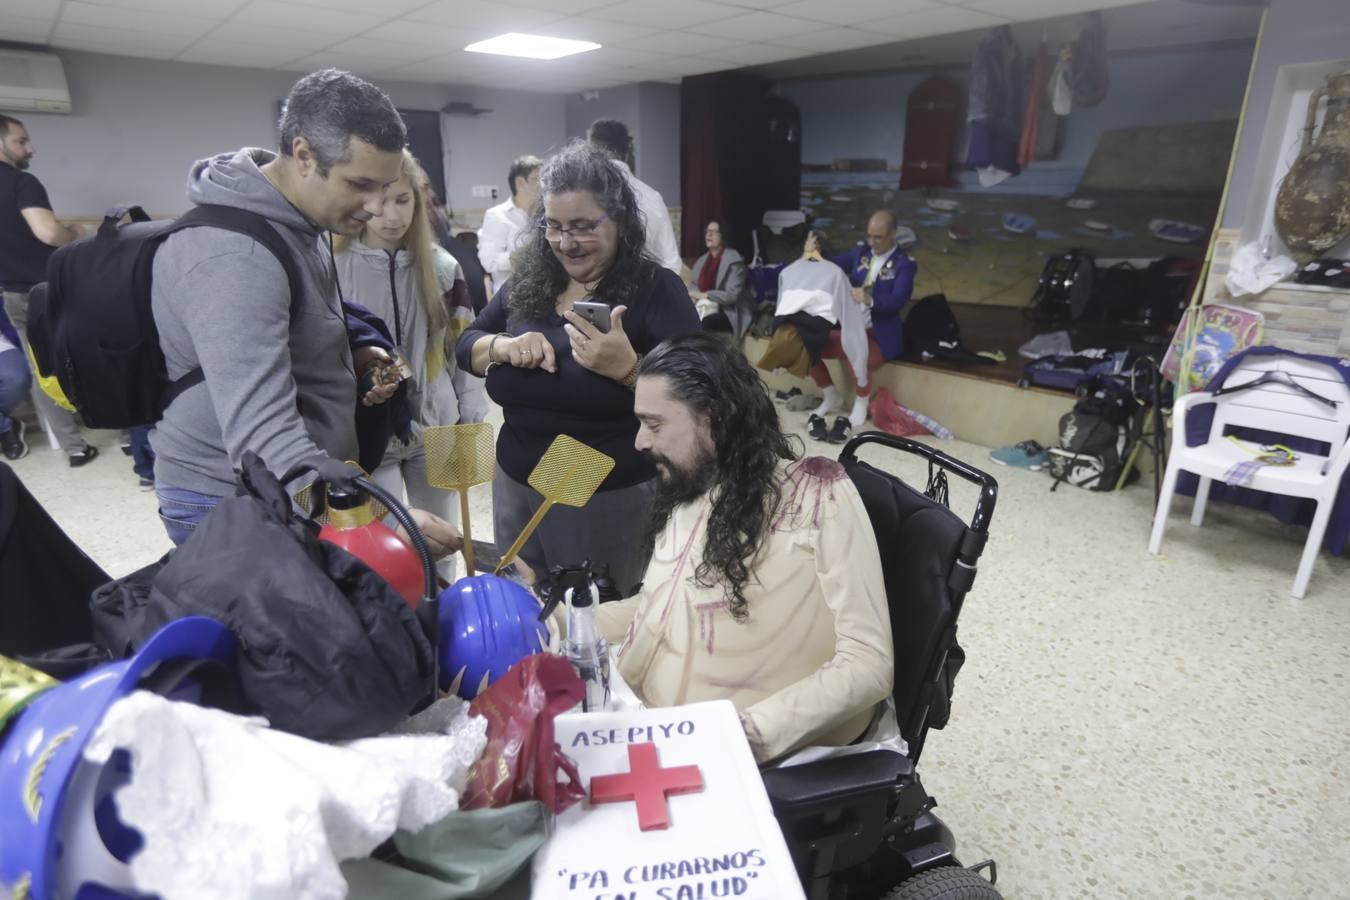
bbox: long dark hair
[508,140,652,322]
[639,334,800,621]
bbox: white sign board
[532,700,806,900]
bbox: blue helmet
[438,575,549,699]
[0,617,236,900]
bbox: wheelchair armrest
[761,749,914,812]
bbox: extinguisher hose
[354,475,440,694]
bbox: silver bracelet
[485,332,511,372]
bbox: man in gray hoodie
[151,69,455,555]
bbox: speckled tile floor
[10,398,1350,900]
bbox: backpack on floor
[25,204,300,429]
[1049,376,1137,491]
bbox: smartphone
[571,300,611,334]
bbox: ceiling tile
[565,45,665,68]
[698,41,809,66]
[0,0,62,18]
[771,26,875,52]
[322,35,448,61]
[532,15,655,44]
[70,0,246,16]
[363,19,491,48]
[60,0,219,37]
[505,0,617,14]
[773,0,940,25]
[870,5,1009,39]
[707,0,800,8]
[620,55,728,76]
[403,0,565,32]
[958,0,1122,20]
[230,1,384,36]
[52,21,198,52]
[50,39,180,59]
[685,10,823,41]
[0,15,54,41]
[177,39,306,67]
[405,49,528,79]
[288,49,412,74]
[588,0,742,30]
[619,31,742,56]
[203,22,345,50]
[275,0,427,14]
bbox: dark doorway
[400,109,446,202]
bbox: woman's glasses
[540,214,609,242]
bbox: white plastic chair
[1148,354,1350,599]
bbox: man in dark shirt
[0,114,98,465]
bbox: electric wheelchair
[763,432,1001,900]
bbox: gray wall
[438,85,566,213]
[1221,0,1350,228]
[565,84,641,147]
[12,50,566,216]
[563,81,681,203]
[637,82,681,206]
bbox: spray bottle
[551,562,611,712]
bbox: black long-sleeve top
[455,263,700,490]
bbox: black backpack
[904,293,992,363]
[1049,376,1138,492]
[26,204,300,429]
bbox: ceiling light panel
[465,32,601,60]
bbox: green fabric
[341,802,545,899]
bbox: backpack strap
[159,205,306,406]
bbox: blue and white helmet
[0,617,236,900]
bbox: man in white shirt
[477,154,541,293]
[586,119,682,275]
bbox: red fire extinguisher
[319,486,423,609]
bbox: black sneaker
[775,387,802,402]
[825,416,852,445]
[807,414,829,441]
[68,445,100,467]
[1,420,27,461]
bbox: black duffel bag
[91,452,438,741]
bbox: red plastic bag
[462,653,586,814]
[869,387,930,438]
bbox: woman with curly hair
[593,333,893,764]
[456,140,699,595]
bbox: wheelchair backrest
[840,435,996,763]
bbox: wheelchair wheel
[884,866,1001,900]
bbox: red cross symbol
[589,742,704,831]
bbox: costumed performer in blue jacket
[817,210,917,427]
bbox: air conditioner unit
[0,50,71,114]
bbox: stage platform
[750,302,1173,452]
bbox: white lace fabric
[83,692,487,900]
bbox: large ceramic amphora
[1275,70,1350,261]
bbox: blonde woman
[334,150,488,577]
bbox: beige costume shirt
[598,457,894,764]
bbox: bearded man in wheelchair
[591,332,896,765]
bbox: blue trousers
[0,348,30,435]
